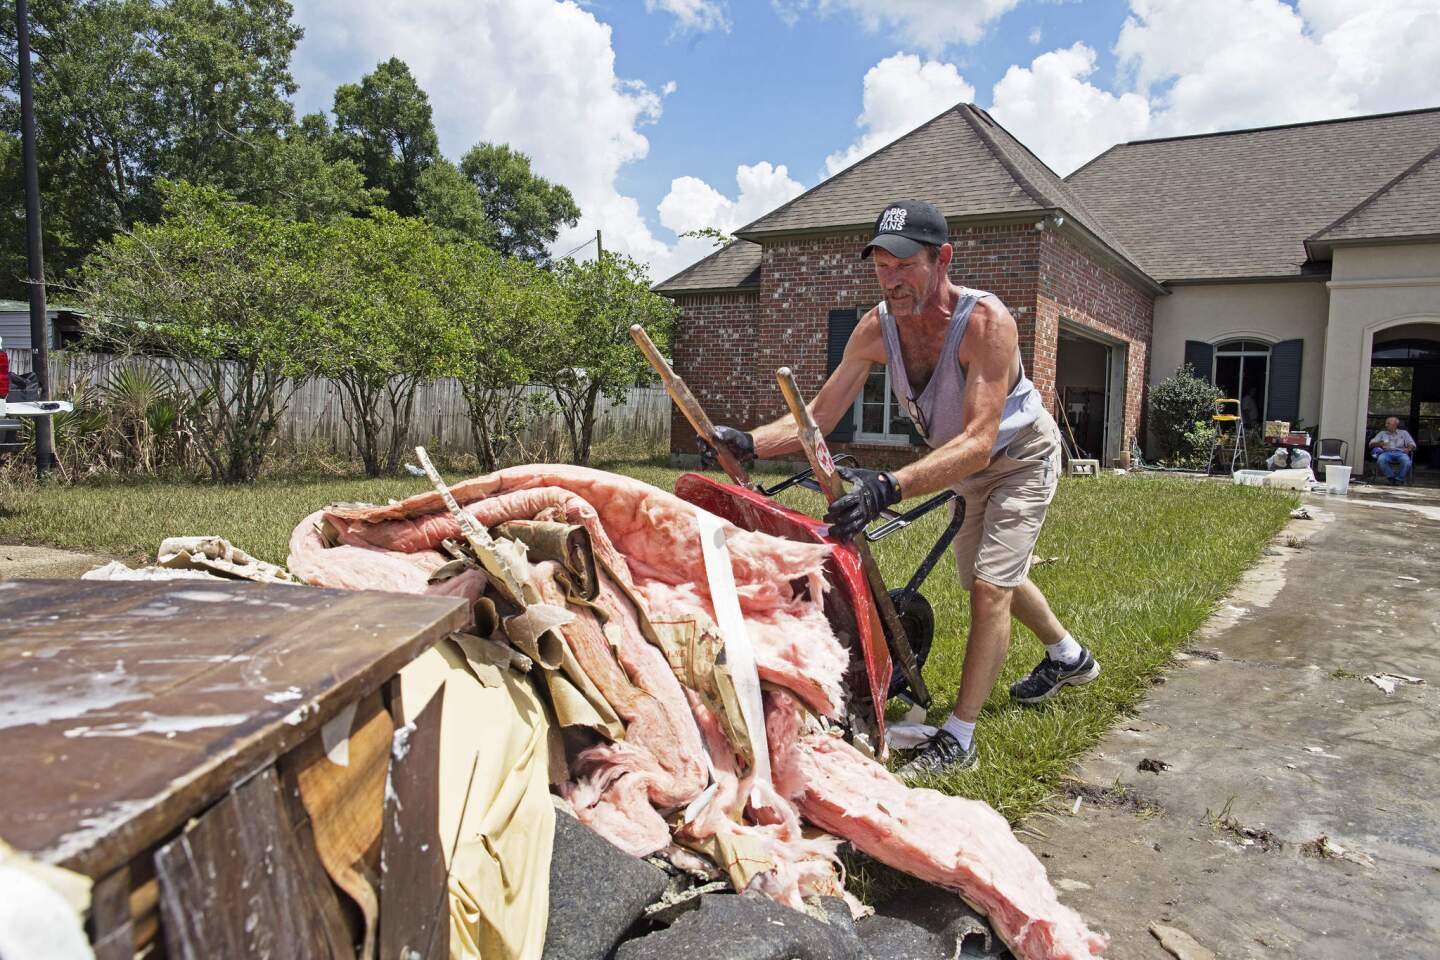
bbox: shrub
[1150,365,1221,463]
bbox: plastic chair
[1315,438,1348,474]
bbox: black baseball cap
[861,198,948,259]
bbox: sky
[288,0,1440,282]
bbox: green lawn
[1,461,1294,898]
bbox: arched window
[1214,339,1270,425]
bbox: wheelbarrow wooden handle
[631,324,755,488]
[776,367,931,707]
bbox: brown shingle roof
[1067,108,1440,282]
[733,103,1148,284]
[654,240,761,293]
[1308,144,1440,252]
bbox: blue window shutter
[1183,340,1214,381]
[1267,339,1303,422]
[826,308,860,441]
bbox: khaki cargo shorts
[950,410,1063,590]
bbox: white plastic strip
[694,510,771,795]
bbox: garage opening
[1056,327,1123,465]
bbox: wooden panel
[155,767,338,959]
[88,865,134,960]
[278,692,391,960]
[0,579,470,879]
[379,687,448,960]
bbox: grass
[1,461,1296,899]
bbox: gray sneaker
[898,729,978,781]
[1009,648,1101,704]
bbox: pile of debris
[94,460,1108,959]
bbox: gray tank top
[877,287,1042,458]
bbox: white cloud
[645,0,730,34]
[1027,26,1041,44]
[658,161,805,235]
[1115,0,1440,137]
[771,0,1022,51]
[824,53,976,176]
[990,44,1150,176]
[291,0,676,273]
[652,161,805,281]
[984,1,1440,174]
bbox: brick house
[657,102,1440,474]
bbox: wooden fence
[5,349,670,458]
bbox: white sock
[940,715,975,751]
[1046,633,1083,665]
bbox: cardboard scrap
[1150,923,1216,960]
[1364,672,1424,695]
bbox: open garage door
[1056,325,1127,465]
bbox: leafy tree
[79,182,329,482]
[459,142,579,263]
[1149,364,1221,463]
[233,131,380,222]
[415,158,496,246]
[0,0,312,292]
[540,253,675,466]
[443,244,564,471]
[316,210,459,476]
[330,57,439,218]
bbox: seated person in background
[1265,445,1312,476]
[1369,416,1417,484]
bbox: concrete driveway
[1029,487,1440,959]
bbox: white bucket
[1325,464,1352,495]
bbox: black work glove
[824,468,901,541]
[697,425,756,471]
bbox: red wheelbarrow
[632,326,963,754]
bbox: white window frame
[852,365,912,445]
[1213,339,1271,422]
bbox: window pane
[1215,356,1241,401]
[1239,354,1267,423]
[862,402,885,434]
[1369,366,1413,393]
[1369,392,1411,417]
[862,369,887,403]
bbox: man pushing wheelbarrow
[700,199,1101,777]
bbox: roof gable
[733,103,1147,284]
[1308,144,1440,253]
[737,105,1040,237]
[1067,107,1440,282]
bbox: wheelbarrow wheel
[886,590,934,700]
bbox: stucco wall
[1151,280,1330,428]
[1320,242,1440,460]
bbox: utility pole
[595,229,603,261]
[15,0,53,479]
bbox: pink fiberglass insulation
[674,697,849,913]
[560,741,673,857]
[288,509,487,603]
[312,466,846,719]
[766,692,1108,960]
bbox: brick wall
[668,290,760,455]
[1036,229,1155,455]
[667,220,1155,462]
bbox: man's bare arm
[891,300,1013,498]
[750,309,885,458]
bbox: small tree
[317,211,459,477]
[80,183,328,482]
[542,253,676,466]
[1149,364,1221,463]
[444,244,564,472]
